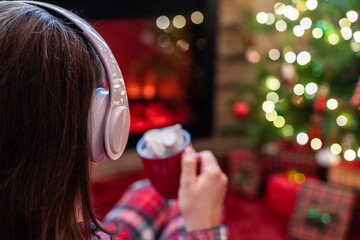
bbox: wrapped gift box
[227,148,264,198]
[287,178,356,240]
[264,150,319,176]
[328,161,360,190]
[265,171,303,219]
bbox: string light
[330,143,342,155]
[266,111,278,121]
[284,51,296,63]
[269,49,281,60]
[256,12,268,24]
[344,149,356,161]
[328,33,340,45]
[266,13,276,25]
[262,101,275,113]
[293,84,305,95]
[282,125,294,137]
[326,98,338,110]
[353,31,360,43]
[300,17,312,29]
[339,18,351,28]
[284,6,299,20]
[341,27,353,40]
[305,82,318,95]
[351,40,360,52]
[346,10,358,23]
[293,25,305,37]
[274,2,285,15]
[191,11,204,24]
[336,115,348,126]
[275,20,288,32]
[357,148,360,158]
[306,0,318,10]
[266,77,281,91]
[156,16,170,30]
[312,28,323,39]
[297,132,309,145]
[173,15,186,29]
[311,138,322,150]
[273,116,285,128]
[267,92,279,103]
[297,51,311,65]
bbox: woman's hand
[178,146,228,231]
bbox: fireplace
[47,0,217,146]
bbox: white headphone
[24,1,131,162]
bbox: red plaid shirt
[84,179,228,239]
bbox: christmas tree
[225,0,360,162]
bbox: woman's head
[0,1,107,239]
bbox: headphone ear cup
[104,104,130,160]
[90,88,108,163]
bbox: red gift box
[287,178,356,240]
[265,171,312,219]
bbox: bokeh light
[346,10,358,23]
[293,84,305,96]
[310,138,322,150]
[300,17,312,29]
[305,82,318,95]
[306,0,318,10]
[328,33,340,45]
[273,116,285,128]
[282,125,294,137]
[341,27,353,40]
[326,98,338,110]
[275,20,287,32]
[293,25,305,37]
[173,15,186,29]
[336,115,348,126]
[267,92,279,103]
[274,3,285,15]
[269,49,281,60]
[344,149,356,161]
[297,51,311,65]
[156,16,170,30]
[262,101,275,113]
[330,143,342,155]
[284,51,296,63]
[296,132,309,145]
[191,11,204,24]
[312,28,323,39]
[256,12,268,24]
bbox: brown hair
[0,1,113,239]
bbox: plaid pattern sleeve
[101,179,228,240]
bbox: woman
[0,1,228,239]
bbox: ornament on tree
[313,84,329,112]
[280,63,298,88]
[315,148,341,168]
[232,101,250,118]
[351,76,360,107]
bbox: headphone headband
[23,1,130,161]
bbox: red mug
[136,129,191,199]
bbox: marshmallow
[143,124,185,158]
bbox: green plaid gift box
[288,179,356,240]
